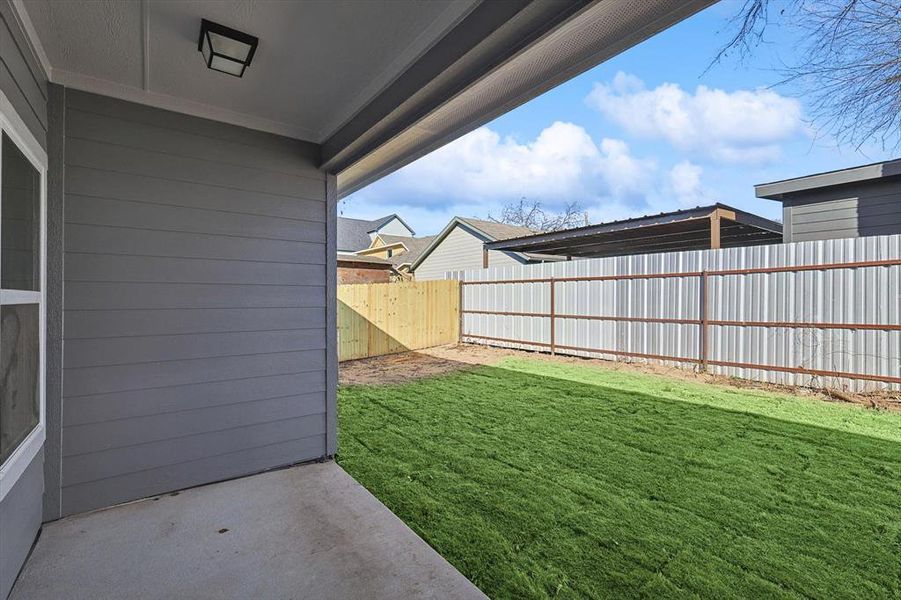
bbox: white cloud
[345,122,659,228]
[346,121,656,203]
[342,121,719,235]
[398,121,656,202]
[668,160,712,207]
[586,72,804,164]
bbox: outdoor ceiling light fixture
[198,19,258,77]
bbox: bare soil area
[339,343,901,410]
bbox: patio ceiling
[18,0,480,142]
[12,0,714,195]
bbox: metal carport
[484,204,784,259]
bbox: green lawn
[337,357,901,599]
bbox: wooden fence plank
[337,280,460,361]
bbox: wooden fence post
[458,279,464,343]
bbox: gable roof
[337,253,394,267]
[337,214,415,252]
[409,216,557,272]
[377,234,437,266]
[456,217,538,241]
[374,233,414,247]
[366,214,416,235]
[337,217,376,252]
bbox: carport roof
[484,204,783,258]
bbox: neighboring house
[337,214,415,253]
[410,217,562,280]
[755,159,901,243]
[484,204,783,259]
[357,234,437,278]
[337,255,397,284]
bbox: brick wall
[338,265,392,284]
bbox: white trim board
[0,86,48,502]
[7,0,51,81]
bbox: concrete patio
[10,462,486,600]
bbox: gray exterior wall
[0,450,43,600]
[782,178,901,243]
[414,224,524,281]
[56,90,330,516]
[0,4,47,598]
[0,4,46,148]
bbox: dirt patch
[339,344,901,410]
[338,347,483,386]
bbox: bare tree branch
[714,0,901,151]
[488,198,586,232]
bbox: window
[0,90,46,500]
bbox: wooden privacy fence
[456,235,901,392]
[338,279,460,361]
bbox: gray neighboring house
[337,214,415,254]
[0,0,714,596]
[756,159,901,243]
[411,217,561,280]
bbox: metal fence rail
[453,235,901,392]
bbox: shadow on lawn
[338,365,901,600]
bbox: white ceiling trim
[51,68,319,141]
[313,0,480,142]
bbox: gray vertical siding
[58,90,328,516]
[43,83,64,521]
[0,6,46,598]
[783,179,901,242]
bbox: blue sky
[340,1,897,236]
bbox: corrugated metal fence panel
[451,234,901,392]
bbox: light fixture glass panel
[208,31,252,62]
[1,133,40,291]
[201,33,212,66]
[209,55,245,76]
[0,304,39,465]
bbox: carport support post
[482,246,489,268]
[709,210,721,250]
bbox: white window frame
[0,87,47,501]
